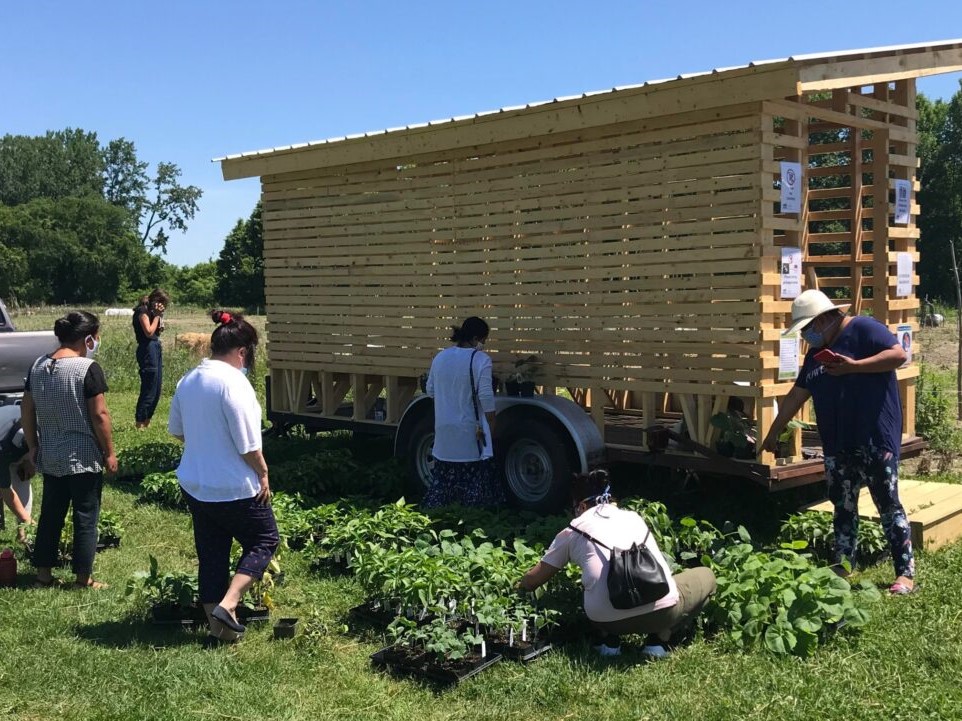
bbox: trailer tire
[498,415,573,513]
[404,413,436,500]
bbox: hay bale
[175,332,211,355]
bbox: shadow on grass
[74,618,209,649]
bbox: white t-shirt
[426,346,495,462]
[542,505,680,623]
[168,359,262,502]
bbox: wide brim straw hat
[783,289,851,335]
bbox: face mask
[476,340,485,350]
[84,335,100,358]
[802,314,840,349]
[801,326,826,348]
[240,366,249,377]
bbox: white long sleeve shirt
[426,346,495,462]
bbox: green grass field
[2,309,962,720]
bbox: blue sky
[5,1,961,267]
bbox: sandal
[75,579,109,590]
[889,582,916,595]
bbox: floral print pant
[824,446,915,579]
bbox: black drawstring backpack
[567,521,671,609]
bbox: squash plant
[707,534,881,657]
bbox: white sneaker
[593,643,622,657]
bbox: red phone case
[814,349,840,363]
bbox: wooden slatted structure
[218,41,962,484]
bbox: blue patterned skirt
[421,458,506,509]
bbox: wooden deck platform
[804,480,962,550]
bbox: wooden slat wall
[758,80,920,451]
[262,109,768,406]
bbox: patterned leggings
[824,447,915,579]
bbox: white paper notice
[894,179,912,225]
[779,333,800,381]
[780,161,802,214]
[896,252,913,297]
[897,325,913,365]
[780,247,803,299]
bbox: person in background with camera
[168,310,278,641]
[0,404,34,543]
[761,289,915,594]
[22,311,116,589]
[520,471,717,658]
[133,288,170,430]
[422,316,505,509]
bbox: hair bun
[210,309,232,325]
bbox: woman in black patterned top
[21,311,117,589]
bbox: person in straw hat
[761,289,915,595]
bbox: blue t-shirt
[795,316,902,458]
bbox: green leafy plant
[97,510,124,547]
[710,412,756,459]
[139,471,186,509]
[777,512,889,564]
[117,442,182,480]
[707,531,881,657]
[125,555,199,610]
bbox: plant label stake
[508,627,514,647]
[480,639,487,658]
[521,621,528,643]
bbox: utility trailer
[218,40,962,510]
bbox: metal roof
[214,39,962,165]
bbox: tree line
[0,128,263,309]
[1,85,961,310]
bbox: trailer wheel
[498,415,573,513]
[404,414,436,499]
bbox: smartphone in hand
[813,348,842,364]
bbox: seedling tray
[490,637,552,663]
[422,653,502,686]
[371,645,430,675]
[151,604,205,627]
[349,602,397,628]
[237,605,271,624]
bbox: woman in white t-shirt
[422,316,505,508]
[168,310,278,641]
[521,471,716,658]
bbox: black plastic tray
[491,637,552,663]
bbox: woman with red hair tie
[168,310,278,641]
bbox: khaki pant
[593,566,717,642]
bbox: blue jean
[33,472,102,576]
[184,490,280,604]
[824,446,915,579]
[135,340,162,423]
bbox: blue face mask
[802,327,826,348]
[241,366,249,377]
[802,314,841,349]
